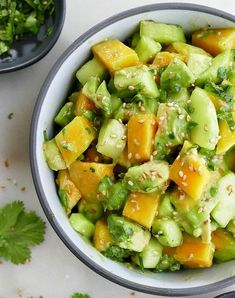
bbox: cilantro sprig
[0,0,55,55]
[0,201,46,264]
[71,294,91,298]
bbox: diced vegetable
[124,160,170,193]
[212,229,235,262]
[107,214,151,252]
[132,237,163,269]
[158,195,174,218]
[169,42,211,57]
[152,51,186,69]
[192,28,235,56]
[93,219,114,252]
[123,192,160,229]
[187,53,212,79]
[75,91,97,116]
[55,116,96,167]
[140,21,186,43]
[69,161,114,202]
[128,113,157,163]
[170,141,211,200]
[56,170,81,214]
[54,102,75,127]
[189,87,219,150]
[152,218,183,247]
[76,56,108,85]
[134,36,161,63]
[43,138,66,171]
[216,120,235,155]
[69,213,95,238]
[97,119,126,160]
[92,39,139,73]
[79,200,103,223]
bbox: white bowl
[30,3,235,296]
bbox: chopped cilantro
[7,112,14,119]
[0,0,55,55]
[210,186,218,197]
[217,66,228,81]
[90,167,95,173]
[71,294,91,298]
[0,201,45,264]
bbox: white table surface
[1,0,235,297]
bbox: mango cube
[75,91,97,116]
[69,161,114,202]
[55,116,96,167]
[170,142,210,200]
[174,235,214,268]
[93,219,114,252]
[123,192,160,229]
[216,120,235,155]
[92,39,139,73]
[56,169,81,213]
[128,113,157,164]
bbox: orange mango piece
[56,169,81,214]
[152,51,185,67]
[55,116,96,167]
[216,120,235,155]
[174,236,214,268]
[92,39,139,73]
[128,113,157,164]
[170,143,210,200]
[93,219,114,252]
[69,161,114,202]
[75,91,97,116]
[123,192,160,229]
[163,246,176,256]
[192,28,235,56]
[84,146,103,163]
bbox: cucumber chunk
[196,50,234,86]
[107,214,151,252]
[76,57,108,85]
[140,21,186,43]
[54,102,75,127]
[211,173,235,227]
[132,237,163,269]
[189,87,219,150]
[135,36,161,63]
[158,195,174,218]
[69,213,95,238]
[187,53,212,79]
[79,200,103,223]
[43,139,66,171]
[97,119,126,159]
[152,218,183,247]
[160,60,195,92]
[114,65,159,98]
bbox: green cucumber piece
[135,36,161,63]
[160,60,195,92]
[107,214,151,252]
[43,139,66,171]
[54,102,75,127]
[79,200,103,223]
[140,20,186,43]
[76,57,108,85]
[158,195,174,218]
[152,218,183,247]
[187,53,212,79]
[97,119,126,159]
[69,213,95,238]
[189,87,219,150]
[132,238,163,269]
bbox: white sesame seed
[133,139,140,146]
[122,102,126,108]
[128,152,132,159]
[135,153,141,160]
[159,116,165,121]
[178,170,184,178]
[153,150,158,156]
[116,144,122,149]
[110,134,117,138]
[181,181,188,187]
[204,125,209,132]
[150,155,154,161]
[128,85,135,91]
[138,119,145,124]
[178,114,184,120]
[128,180,134,186]
[140,106,145,112]
[186,115,191,122]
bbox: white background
[0,0,235,297]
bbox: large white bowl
[30,3,235,296]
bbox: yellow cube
[55,116,96,167]
[56,170,81,214]
[75,91,97,116]
[174,235,214,268]
[93,219,114,252]
[217,120,235,155]
[92,39,139,73]
[69,161,114,202]
[123,192,160,229]
[170,142,210,201]
[128,113,157,164]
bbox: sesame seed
[116,144,122,149]
[159,116,165,121]
[227,185,233,195]
[140,106,145,112]
[167,102,174,107]
[133,139,140,146]
[135,153,141,160]
[182,174,187,181]
[188,253,194,260]
[138,101,142,107]
[94,156,99,162]
[176,155,180,160]
[178,114,184,120]
[110,134,117,138]
[121,135,127,140]
[150,155,154,161]
[188,165,194,172]
[153,150,158,156]
[138,119,145,124]
[128,180,134,186]
[122,102,126,108]
[118,118,122,124]
[152,120,156,126]
[181,181,188,187]
[128,85,135,91]
[204,125,209,132]
[128,152,132,159]
[186,115,191,122]
[118,83,123,88]
[198,207,204,213]
[178,170,184,178]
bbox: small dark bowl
[0,0,65,73]
[215,292,235,298]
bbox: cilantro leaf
[0,201,46,264]
[71,294,91,298]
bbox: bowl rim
[30,2,235,296]
[0,0,66,73]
